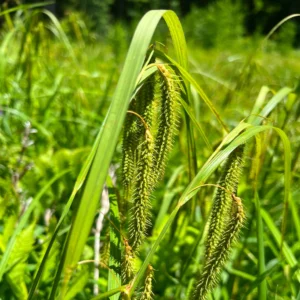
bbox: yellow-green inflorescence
[192,194,245,299]
[121,238,135,283]
[121,59,180,291]
[122,98,140,205]
[153,64,180,182]
[121,62,180,252]
[191,145,245,300]
[129,127,155,251]
[205,145,245,259]
[140,264,154,300]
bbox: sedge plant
[0,6,299,300]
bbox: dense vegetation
[0,2,300,300]
[19,0,300,40]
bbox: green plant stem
[254,192,267,300]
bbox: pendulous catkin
[125,63,180,252]
[129,128,155,251]
[191,145,246,300]
[100,231,110,266]
[140,264,154,300]
[136,73,156,130]
[205,145,245,259]
[122,99,139,205]
[153,64,180,183]
[192,194,245,299]
[121,61,181,291]
[121,238,135,283]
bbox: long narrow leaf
[260,209,300,282]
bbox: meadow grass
[0,6,299,300]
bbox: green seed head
[191,145,246,300]
[140,264,154,300]
[121,238,135,284]
[205,145,245,259]
[192,194,245,300]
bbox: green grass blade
[260,209,300,281]
[153,166,184,232]
[163,53,229,132]
[290,192,300,243]
[179,97,212,150]
[0,1,53,16]
[40,10,77,64]
[64,267,89,300]
[251,87,292,126]
[91,286,127,300]
[255,191,267,299]
[205,121,251,166]
[262,14,300,48]
[185,125,290,203]
[248,86,271,124]
[242,263,279,299]
[253,134,267,299]
[226,267,255,281]
[163,10,188,68]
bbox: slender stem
[94,185,110,295]
[255,192,267,300]
[127,110,149,131]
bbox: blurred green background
[3,0,300,44]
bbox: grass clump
[0,6,298,300]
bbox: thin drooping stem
[93,185,110,295]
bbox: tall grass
[0,5,299,300]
